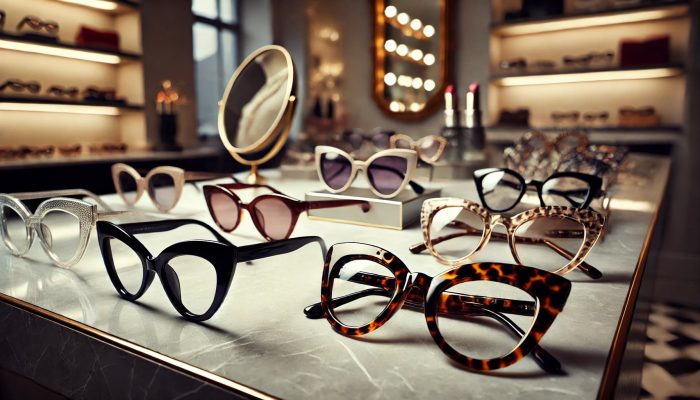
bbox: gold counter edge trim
[596,164,670,399]
[0,292,278,400]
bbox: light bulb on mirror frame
[384,39,397,52]
[384,72,397,86]
[423,25,436,38]
[410,49,423,61]
[410,18,422,31]
[397,12,410,25]
[384,5,397,18]
[423,79,436,91]
[423,53,435,66]
[396,44,408,57]
[411,77,423,89]
[409,102,423,112]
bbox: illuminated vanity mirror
[218,45,297,183]
[373,0,453,119]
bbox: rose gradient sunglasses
[204,183,370,240]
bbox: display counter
[0,154,670,399]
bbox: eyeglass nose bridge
[406,271,432,294]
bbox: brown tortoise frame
[304,242,572,373]
[410,198,605,279]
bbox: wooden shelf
[491,64,683,86]
[0,32,141,64]
[491,1,689,37]
[486,125,681,145]
[0,96,144,116]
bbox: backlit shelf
[491,64,683,86]
[53,0,140,13]
[491,2,689,37]
[0,32,141,64]
[0,97,144,116]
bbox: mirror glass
[373,0,452,119]
[219,46,294,153]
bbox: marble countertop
[0,154,670,399]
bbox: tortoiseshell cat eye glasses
[304,242,572,373]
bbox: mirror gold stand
[218,45,297,184]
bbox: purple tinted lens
[348,132,364,149]
[372,133,389,149]
[367,156,408,195]
[320,152,353,190]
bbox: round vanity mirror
[218,45,296,183]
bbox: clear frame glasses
[111,163,232,212]
[304,242,572,373]
[315,146,424,199]
[0,189,128,268]
[410,198,605,279]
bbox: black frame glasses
[96,219,327,322]
[474,168,603,213]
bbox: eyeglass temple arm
[408,222,602,279]
[10,188,113,211]
[215,182,285,196]
[184,171,237,182]
[302,274,562,374]
[118,219,229,243]
[237,236,327,264]
[305,199,371,213]
[303,271,536,318]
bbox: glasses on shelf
[409,198,605,279]
[112,163,232,213]
[503,130,590,180]
[389,134,447,164]
[89,143,127,154]
[47,85,80,99]
[498,58,527,70]
[17,15,59,35]
[550,111,610,127]
[315,146,424,199]
[474,167,603,212]
[203,183,370,241]
[0,10,5,31]
[303,242,571,373]
[0,79,41,94]
[83,87,118,102]
[96,218,327,322]
[0,189,128,268]
[339,128,393,151]
[57,144,82,156]
[562,51,614,67]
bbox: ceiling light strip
[0,39,121,64]
[0,102,121,116]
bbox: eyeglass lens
[147,173,177,209]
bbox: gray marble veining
[0,155,670,399]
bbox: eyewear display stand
[306,186,442,229]
[0,154,670,400]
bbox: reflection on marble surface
[0,155,670,399]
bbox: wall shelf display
[492,1,689,37]
[492,64,684,86]
[0,0,147,157]
[0,32,141,64]
[488,0,690,146]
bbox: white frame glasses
[314,145,423,199]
